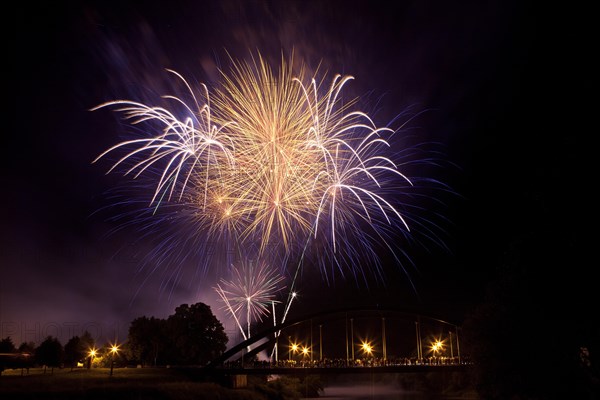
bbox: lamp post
[109,344,119,377]
[431,340,443,365]
[362,341,374,397]
[289,340,298,362]
[361,341,373,358]
[88,348,97,369]
[301,346,309,360]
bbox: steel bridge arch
[206,305,460,368]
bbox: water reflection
[315,384,474,399]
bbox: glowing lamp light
[361,341,373,355]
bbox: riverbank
[1,367,478,399]
[0,367,262,399]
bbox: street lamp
[361,341,373,357]
[289,341,299,361]
[361,340,375,396]
[431,340,444,364]
[109,343,119,377]
[88,348,97,369]
[301,346,309,357]
[301,346,310,367]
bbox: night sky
[3,1,593,348]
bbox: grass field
[0,367,275,400]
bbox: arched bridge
[206,305,469,374]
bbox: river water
[308,383,478,399]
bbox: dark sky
[3,1,592,347]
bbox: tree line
[0,302,228,374]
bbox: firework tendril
[93,53,420,284]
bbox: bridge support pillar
[230,374,248,388]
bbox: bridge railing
[221,356,466,370]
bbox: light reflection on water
[312,384,474,400]
[319,384,418,399]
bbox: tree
[127,302,228,366]
[64,336,85,370]
[79,330,96,368]
[462,231,600,399]
[0,337,16,353]
[80,331,95,348]
[18,341,36,354]
[35,336,64,374]
[166,302,228,365]
[128,316,167,366]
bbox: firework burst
[93,52,442,286]
[213,260,285,340]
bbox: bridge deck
[204,364,469,375]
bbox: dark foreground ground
[0,367,478,400]
[0,367,271,400]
